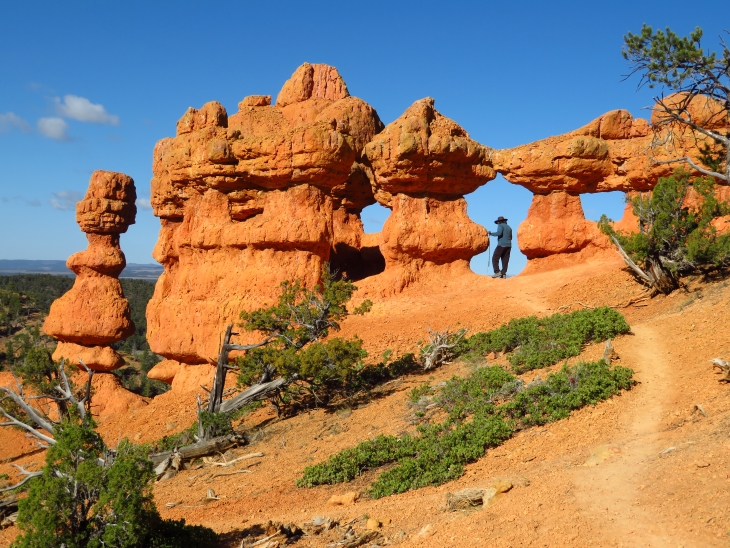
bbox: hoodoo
[43,170,137,371]
[145,63,384,368]
[493,100,729,266]
[362,97,496,293]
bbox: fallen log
[149,433,246,467]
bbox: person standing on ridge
[489,216,512,278]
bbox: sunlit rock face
[493,97,728,263]
[517,191,609,259]
[145,67,729,373]
[44,170,136,371]
[146,63,385,365]
[361,97,495,293]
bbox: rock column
[44,170,137,371]
[145,63,384,366]
[363,97,495,293]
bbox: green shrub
[13,419,216,547]
[298,360,634,498]
[408,382,433,403]
[233,268,375,413]
[599,170,730,293]
[501,360,636,427]
[435,366,518,422]
[456,307,630,373]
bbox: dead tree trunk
[421,327,467,370]
[609,235,678,294]
[208,324,235,414]
[219,376,291,414]
[149,433,246,467]
[646,255,679,294]
[203,324,292,421]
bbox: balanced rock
[494,97,729,265]
[362,98,494,293]
[44,171,136,371]
[146,63,384,366]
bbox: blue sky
[1,1,727,275]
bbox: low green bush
[297,360,634,498]
[456,307,630,373]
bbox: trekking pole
[487,232,491,270]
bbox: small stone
[366,518,381,530]
[491,479,513,494]
[482,487,499,506]
[326,491,359,506]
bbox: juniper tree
[600,169,730,292]
[623,24,729,181]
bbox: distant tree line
[0,275,164,398]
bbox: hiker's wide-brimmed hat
[494,216,508,224]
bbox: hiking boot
[500,274,507,278]
[491,273,501,278]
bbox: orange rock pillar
[44,171,137,371]
[517,191,602,259]
[362,97,495,293]
[146,63,384,367]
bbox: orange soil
[3,254,730,547]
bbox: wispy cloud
[50,190,83,210]
[0,112,31,134]
[136,197,152,210]
[55,95,119,125]
[38,117,71,141]
[1,195,41,207]
[28,82,55,93]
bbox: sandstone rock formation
[493,108,685,194]
[517,191,608,259]
[494,97,729,264]
[146,63,384,367]
[362,98,495,293]
[143,68,729,379]
[44,171,137,371]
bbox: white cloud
[0,112,31,134]
[38,117,71,141]
[136,197,152,210]
[50,190,83,210]
[55,95,119,125]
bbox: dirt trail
[574,323,677,545]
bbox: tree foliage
[234,268,373,414]
[600,169,730,292]
[623,24,729,181]
[1,358,217,547]
[13,418,216,548]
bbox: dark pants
[492,246,511,275]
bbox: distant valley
[0,259,163,280]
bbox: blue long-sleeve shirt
[489,223,512,247]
